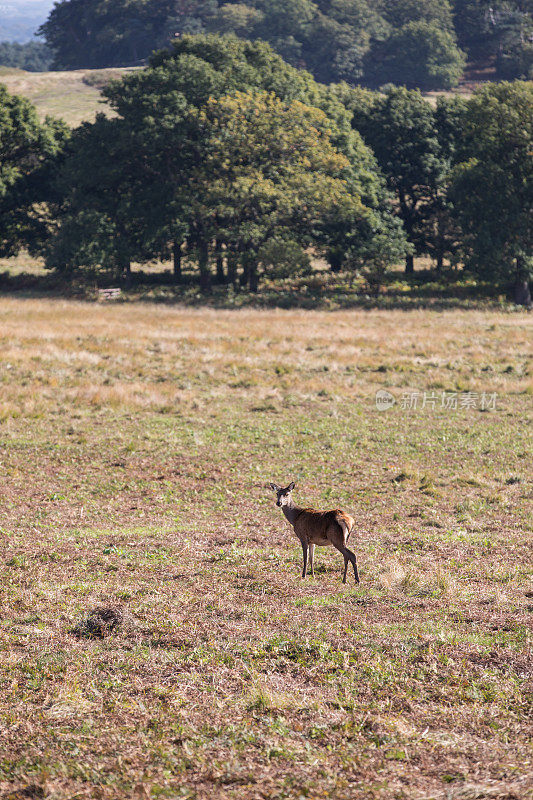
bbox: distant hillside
[0,0,54,43]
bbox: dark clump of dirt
[468,651,533,679]
[1,787,44,800]
[71,604,126,638]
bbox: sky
[0,0,55,42]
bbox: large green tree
[304,1,389,84]
[342,85,454,272]
[449,82,533,303]
[49,35,405,288]
[44,114,157,280]
[367,21,466,90]
[0,85,67,260]
[190,90,366,291]
[453,0,533,76]
[39,0,172,69]
[382,0,455,32]
[0,41,52,72]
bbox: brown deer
[269,482,359,584]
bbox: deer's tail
[335,513,355,545]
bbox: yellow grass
[0,298,530,414]
[0,67,134,126]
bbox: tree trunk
[173,241,182,283]
[116,230,131,287]
[119,256,131,289]
[249,260,259,293]
[198,239,211,293]
[227,250,238,286]
[215,241,225,284]
[398,190,416,276]
[436,252,443,273]
[240,256,249,287]
[328,249,344,273]
[514,278,531,307]
[514,257,531,307]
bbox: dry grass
[0,67,134,126]
[0,299,531,800]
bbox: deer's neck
[282,502,301,527]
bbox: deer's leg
[348,549,359,584]
[301,539,309,579]
[330,530,360,585]
[340,546,358,584]
[309,544,315,577]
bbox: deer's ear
[287,482,295,491]
[269,483,280,492]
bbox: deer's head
[269,482,295,507]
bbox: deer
[269,482,359,584]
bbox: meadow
[0,298,531,800]
[0,66,130,126]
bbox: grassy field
[0,298,531,800]
[0,66,131,126]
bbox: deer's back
[294,508,354,546]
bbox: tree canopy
[36,0,486,89]
[39,0,533,87]
[0,85,68,259]
[449,81,533,287]
[341,85,457,272]
[39,0,172,70]
[46,35,406,289]
[1,33,530,303]
[454,0,533,78]
[366,21,466,90]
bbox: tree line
[1,36,532,301]
[0,42,52,72]
[39,0,533,90]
